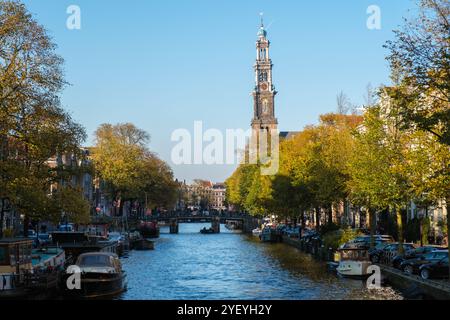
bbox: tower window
[260,48,266,60]
[258,71,268,82]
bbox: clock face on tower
[260,83,268,91]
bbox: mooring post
[169,218,179,234]
[211,216,220,233]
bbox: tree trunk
[23,214,29,238]
[369,207,376,249]
[396,207,404,255]
[301,210,306,230]
[0,198,5,239]
[328,204,333,225]
[315,207,321,230]
[119,198,124,217]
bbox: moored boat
[107,232,129,256]
[0,238,33,298]
[336,248,372,278]
[0,239,64,298]
[51,232,117,265]
[63,252,126,298]
[138,221,160,239]
[259,226,281,243]
[200,227,216,234]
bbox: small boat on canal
[63,252,127,299]
[336,248,372,278]
[200,227,216,234]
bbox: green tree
[92,123,177,216]
[385,0,450,275]
[348,106,396,248]
[92,123,149,215]
[0,1,87,237]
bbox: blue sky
[22,0,417,183]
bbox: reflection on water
[118,223,403,300]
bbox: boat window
[78,255,113,267]
[0,247,7,265]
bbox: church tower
[251,18,278,133]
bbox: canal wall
[380,265,450,300]
[281,235,450,300]
[282,235,334,261]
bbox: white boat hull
[337,260,372,277]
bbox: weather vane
[259,12,264,27]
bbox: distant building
[211,183,227,211]
[178,180,228,212]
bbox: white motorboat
[336,248,372,278]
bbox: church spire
[257,12,267,38]
[252,14,277,131]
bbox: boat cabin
[338,248,370,261]
[0,238,34,274]
[50,231,117,264]
[76,252,122,273]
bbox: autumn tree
[92,123,177,216]
[385,0,450,265]
[140,154,178,211]
[225,164,258,212]
[0,1,88,237]
[92,123,148,215]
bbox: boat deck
[31,248,64,267]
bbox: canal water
[118,223,404,300]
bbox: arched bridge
[151,213,253,234]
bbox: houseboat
[0,239,64,298]
[138,221,160,238]
[0,238,33,298]
[259,226,281,243]
[50,232,117,265]
[63,252,127,298]
[336,248,372,278]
